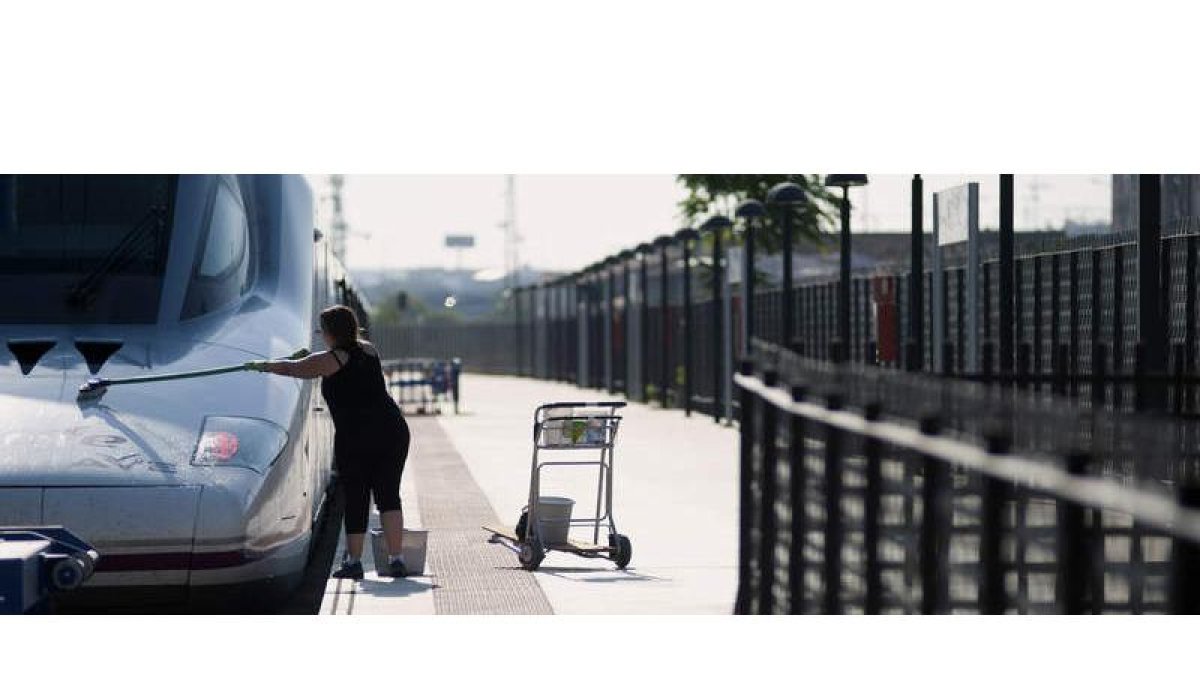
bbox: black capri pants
[335,417,410,535]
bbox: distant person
[246,305,411,579]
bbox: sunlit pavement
[320,373,739,614]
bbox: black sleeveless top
[320,343,404,442]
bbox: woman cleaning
[245,305,411,579]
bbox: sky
[322,175,1113,274]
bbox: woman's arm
[248,351,342,379]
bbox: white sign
[935,183,977,246]
[931,183,980,373]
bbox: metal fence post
[1171,481,1200,614]
[909,174,924,372]
[603,256,616,393]
[656,235,674,408]
[735,359,757,615]
[919,414,948,614]
[1000,174,1015,377]
[737,201,765,357]
[619,249,634,397]
[980,430,1011,614]
[514,285,524,376]
[637,243,653,402]
[862,400,883,614]
[822,392,846,614]
[677,227,698,416]
[703,216,732,422]
[758,369,780,613]
[1060,452,1090,614]
[767,182,806,351]
[1139,174,1167,411]
[788,383,809,613]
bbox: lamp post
[578,264,594,388]
[636,242,653,402]
[824,175,870,363]
[654,234,675,408]
[702,215,733,422]
[676,226,700,416]
[735,200,766,355]
[604,254,620,394]
[618,248,636,399]
[766,183,807,351]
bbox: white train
[0,175,362,608]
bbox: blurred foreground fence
[736,339,1200,614]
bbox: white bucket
[369,528,428,576]
[534,496,575,545]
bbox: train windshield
[0,175,176,324]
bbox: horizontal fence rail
[735,339,1200,614]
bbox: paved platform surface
[320,374,738,614]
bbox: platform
[319,373,739,614]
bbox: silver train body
[0,175,355,607]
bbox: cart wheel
[518,541,544,571]
[609,534,632,569]
[515,510,528,543]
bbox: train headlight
[191,416,288,473]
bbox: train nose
[0,485,202,585]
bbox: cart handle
[536,401,627,412]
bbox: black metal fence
[376,206,1200,424]
[735,338,1200,614]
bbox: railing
[376,219,1200,424]
[734,338,1200,614]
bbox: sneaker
[331,559,364,580]
[381,558,409,578]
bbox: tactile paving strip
[409,417,553,615]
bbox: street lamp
[653,234,675,409]
[603,254,620,393]
[617,248,636,398]
[675,227,700,416]
[735,200,766,353]
[766,182,807,351]
[701,215,733,423]
[635,242,654,402]
[824,174,869,363]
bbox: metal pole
[1000,174,1015,377]
[735,203,763,353]
[622,254,632,398]
[514,286,524,376]
[838,186,851,362]
[909,175,924,371]
[660,237,671,408]
[709,218,726,422]
[606,258,616,393]
[782,206,795,350]
[679,229,694,416]
[639,244,651,402]
[1139,174,1166,411]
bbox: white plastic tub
[369,528,428,576]
[534,496,576,545]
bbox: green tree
[371,291,465,327]
[677,174,841,252]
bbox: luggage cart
[484,401,631,571]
